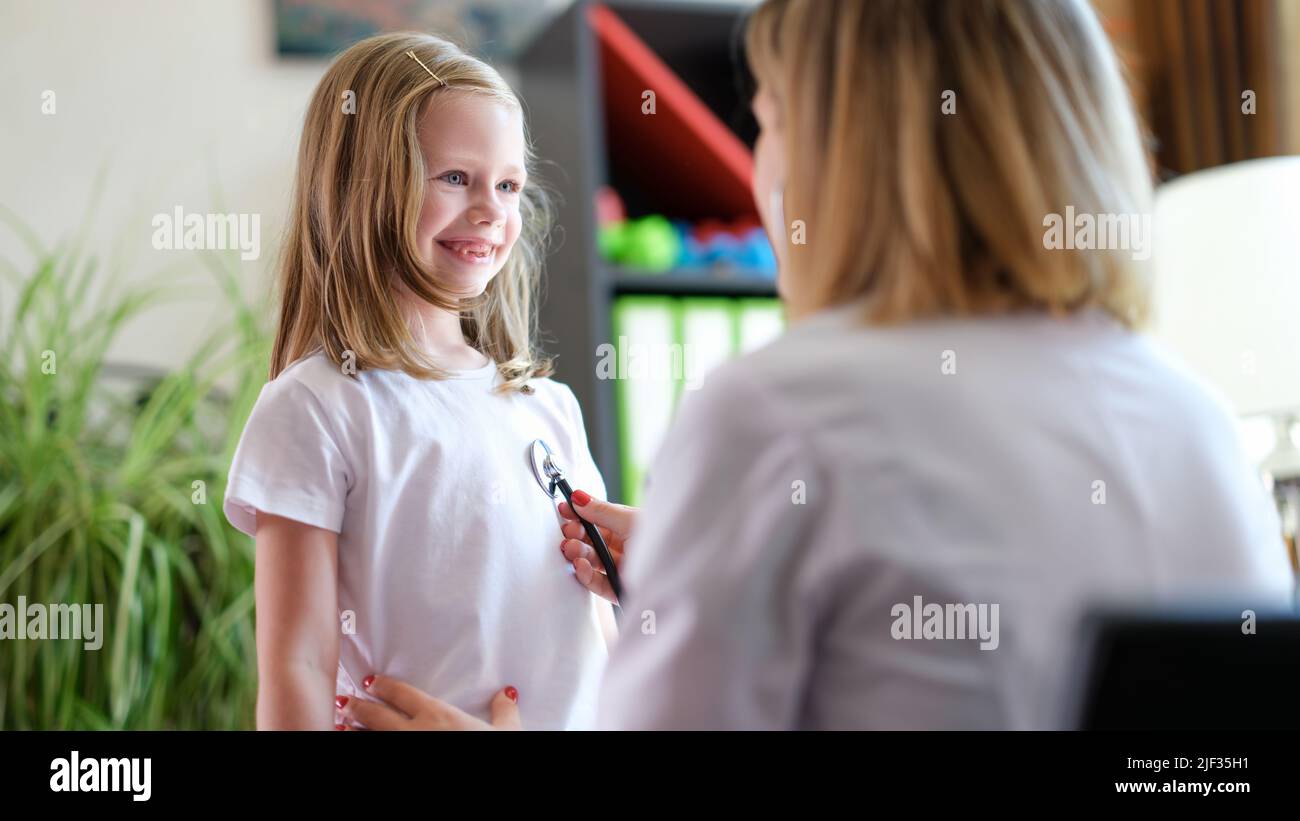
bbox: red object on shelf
[692,216,762,242]
[594,185,626,227]
[590,3,758,222]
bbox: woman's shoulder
[685,305,1145,437]
[711,304,1244,449]
[670,349,807,457]
[683,307,870,430]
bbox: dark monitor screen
[1072,608,1300,730]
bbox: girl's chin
[424,267,500,300]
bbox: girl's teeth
[444,241,490,255]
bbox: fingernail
[571,490,591,506]
[363,675,375,689]
[335,695,349,710]
[335,724,347,731]
[505,686,519,703]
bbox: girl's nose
[467,190,507,227]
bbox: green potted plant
[0,201,269,729]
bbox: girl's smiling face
[414,93,527,297]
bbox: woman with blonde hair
[368,0,1293,730]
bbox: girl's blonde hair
[270,32,553,391]
[746,0,1154,327]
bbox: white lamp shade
[1151,156,1300,417]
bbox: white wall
[0,0,344,371]
[0,0,757,375]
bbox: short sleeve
[223,375,352,537]
[596,362,829,730]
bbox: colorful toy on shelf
[678,218,776,276]
[595,187,777,277]
[599,214,681,272]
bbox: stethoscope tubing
[555,476,624,620]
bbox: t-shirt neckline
[443,358,498,381]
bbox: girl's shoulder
[522,374,579,406]
[298,346,388,382]
[521,373,572,398]
[519,375,588,426]
[276,348,350,384]
[257,349,367,420]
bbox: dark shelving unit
[517,0,769,502]
[611,270,776,297]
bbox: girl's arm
[254,511,340,730]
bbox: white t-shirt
[224,351,609,729]
[599,305,1296,730]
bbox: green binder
[611,296,680,506]
[611,295,784,505]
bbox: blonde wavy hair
[270,32,553,392]
[746,0,1154,327]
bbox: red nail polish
[335,724,347,731]
[335,695,349,710]
[363,675,375,689]
[504,686,519,703]
[571,490,591,506]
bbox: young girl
[223,32,611,730]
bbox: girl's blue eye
[498,180,522,194]
[441,172,466,185]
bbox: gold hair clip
[406,50,447,88]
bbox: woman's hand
[558,490,638,603]
[335,675,521,730]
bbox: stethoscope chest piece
[529,438,562,498]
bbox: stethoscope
[528,439,624,620]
